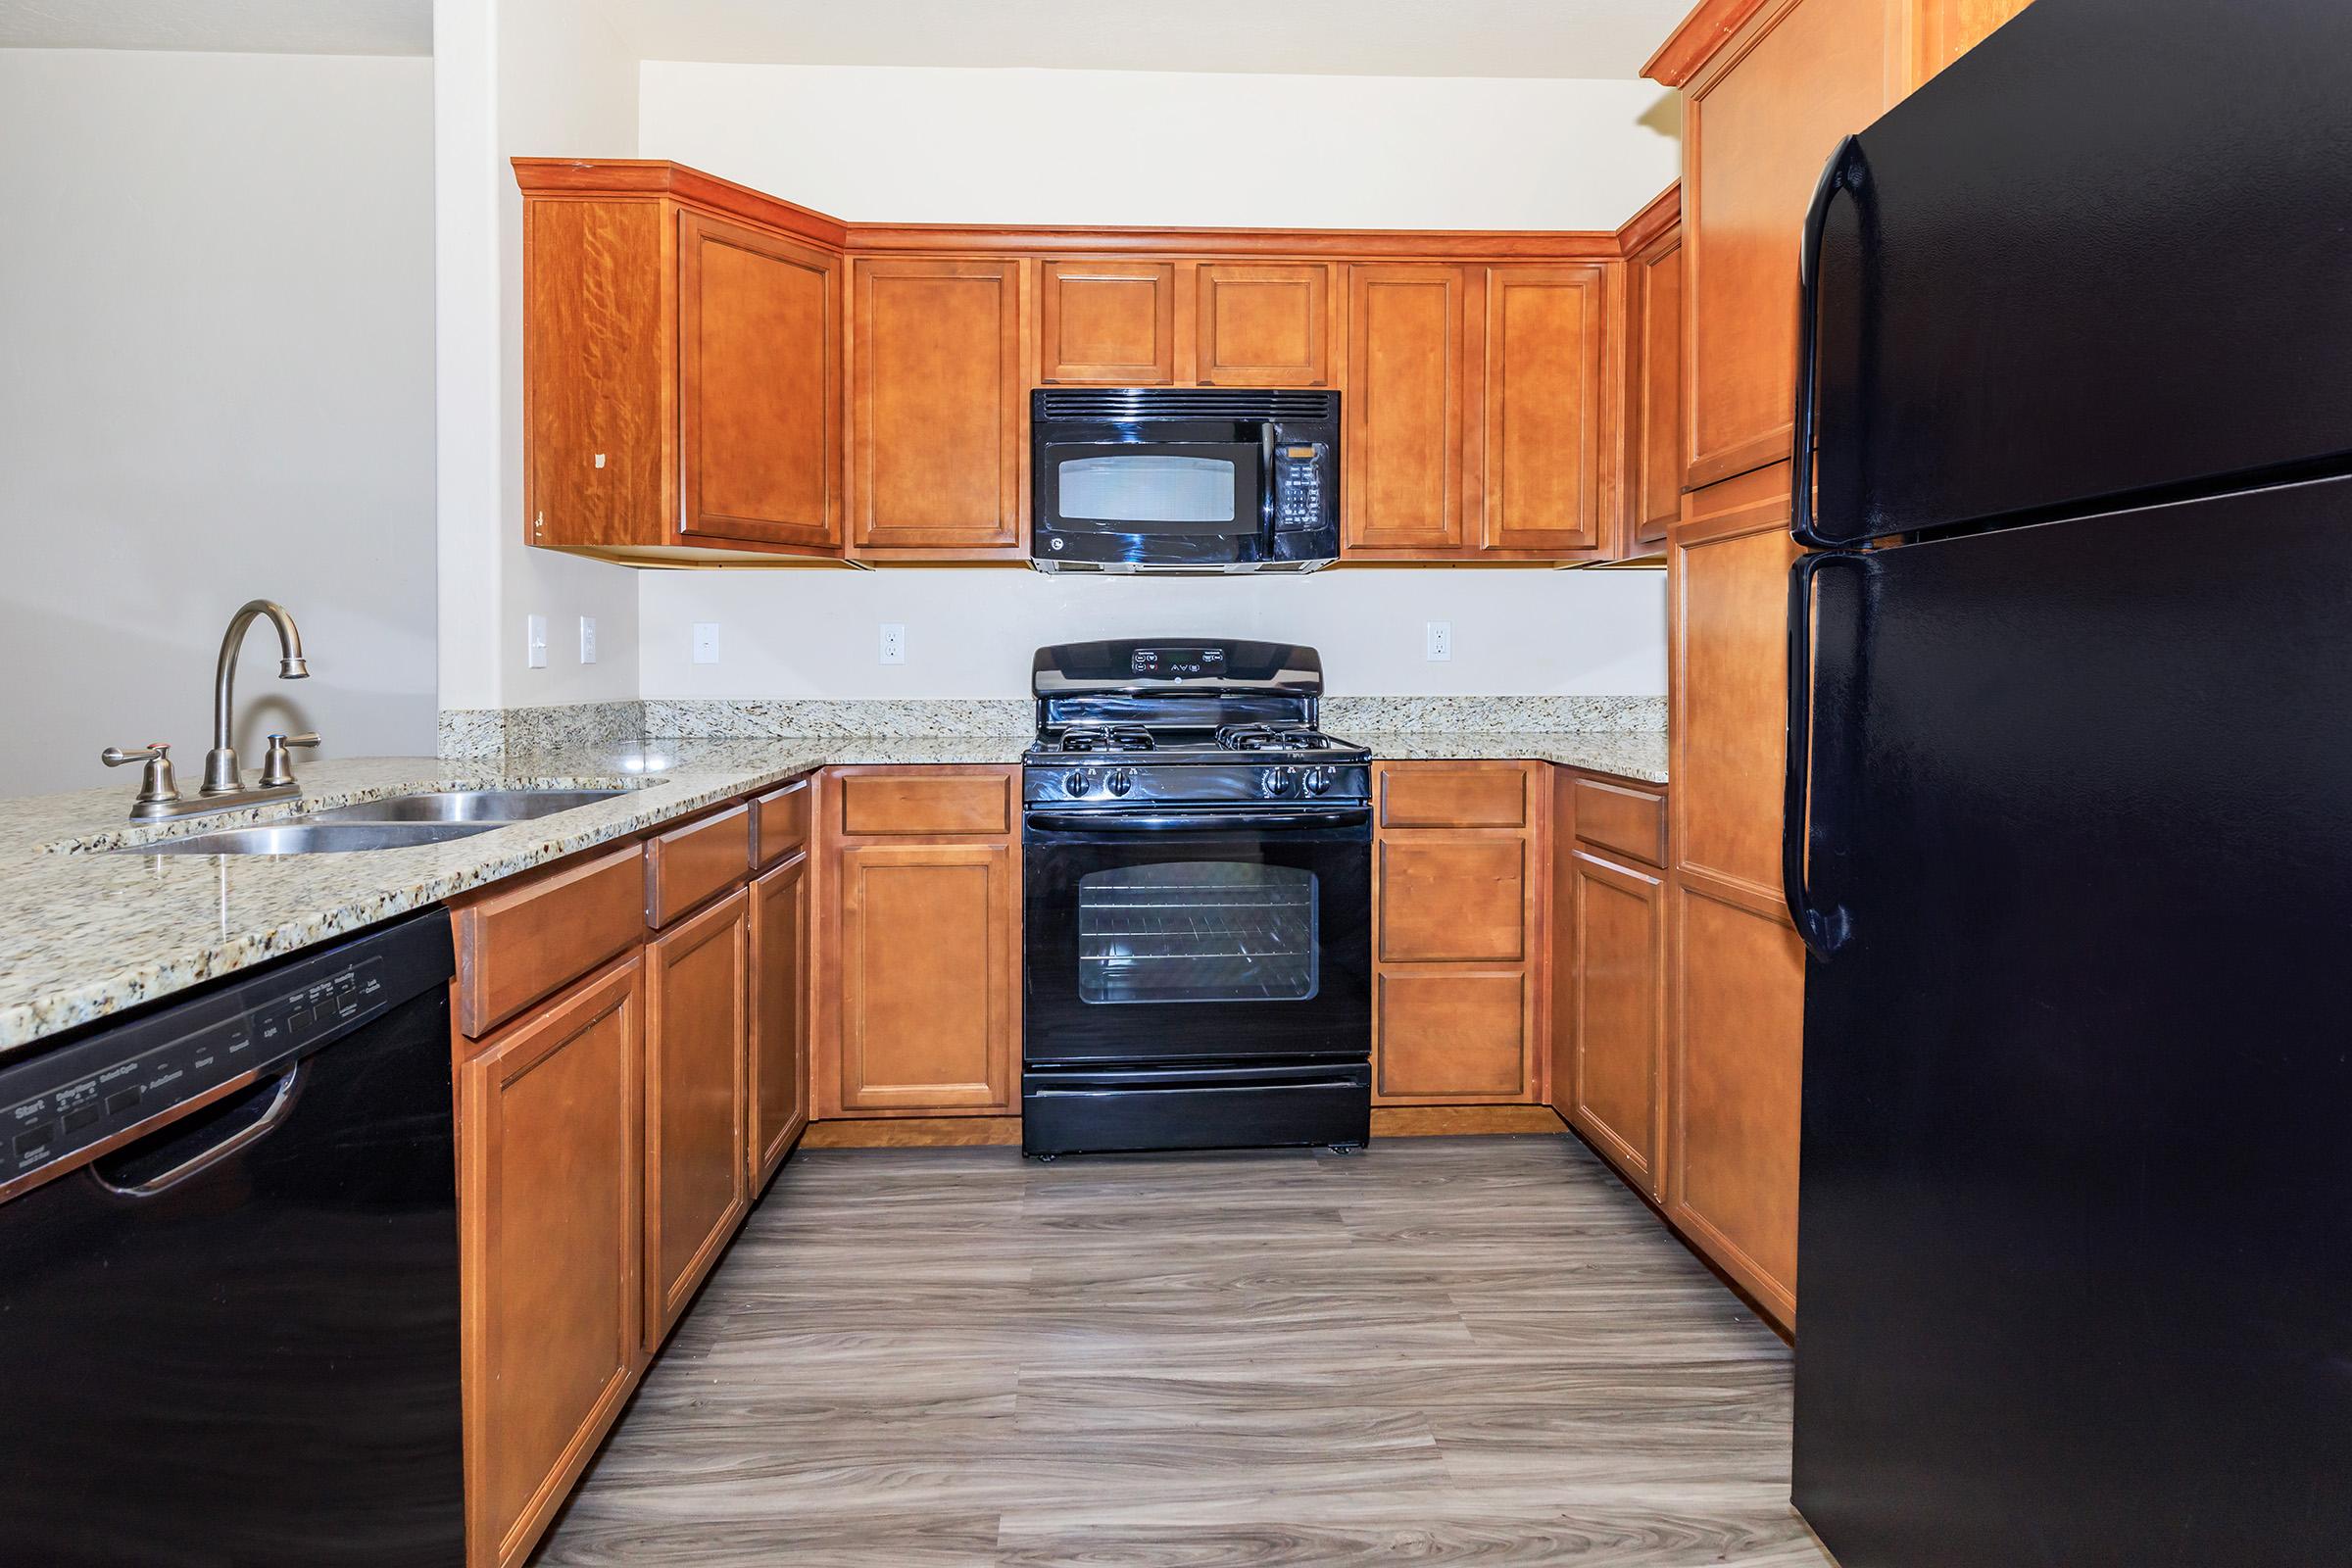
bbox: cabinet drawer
[750,775,812,870]
[1376,969,1532,1102]
[1379,764,1531,829]
[1379,837,1529,963]
[838,771,1013,837]
[644,805,752,928]
[1571,777,1667,868]
[453,843,647,1040]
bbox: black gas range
[1020,640,1373,1159]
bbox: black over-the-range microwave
[1030,388,1340,573]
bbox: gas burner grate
[1055,724,1156,754]
[1214,723,1344,753]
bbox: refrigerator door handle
[1785,551,1868,959]
[1791,134,1868,550]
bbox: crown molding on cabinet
[1641,0,1777,86]
[1614,181,1683,256]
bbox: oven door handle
[1025,807,1371,833]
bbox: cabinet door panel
[1040,261,1174,384]
[749,853,809,1189]
[1568,851,1668,1197]
[1632,233,1684,549]
[522,199,666,553]
[1669,883,1804,1324]
[835,843,1017,1113]
[644,889,750,1347]
[1379,837,1528,963]
[1377,969,1532,1102]
[679,212,840,550]
[1482,264,1609,557]
[1197,263,1330,387]
[1684,0,1900,488]
[850,258,1023,553]
[461,958,643,1568]
[1346,265,1472,554]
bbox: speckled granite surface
[0,736,1023,1055]
[1351,731,1668,783]
[645,698,1035,738]
[1324,695,1665,733]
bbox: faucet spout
[203,600,309,795]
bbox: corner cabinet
[1480,264,1616,559]
[848,257,1027,559]
[1622,191,1684,555]
[521,197,842,564]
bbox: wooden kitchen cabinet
[1195,263,1333,387]
[1371,760,1544,1104]
[1549,768,1671,1200]
[1663,463,1806,1329]
[816,766,1021,1118]
[1657,0,1905,491]
[1622,189,1684,553]
[748,850,810,1190]
[1480,264,1615,559]
[520,199,841,564]
[1345,264,1476,556]
[459,957,644,1568]
[1914,0,2035,81]
[643,888,751,1348]
[1039,260,1175,384]
[849,256,1025,557]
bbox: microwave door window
[1056,453,1251,536]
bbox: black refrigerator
[1786,2,2352,1564]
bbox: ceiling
[0,0,430,55]
[598,0,1694,80]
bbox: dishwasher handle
[87,1062,306,1198]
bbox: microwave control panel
[1272,442,1330,531]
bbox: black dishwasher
[0,907,463,1566]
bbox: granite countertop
[0,725,1661,1055]
[0,736,1023,1054]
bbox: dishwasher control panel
[2,954,395,1187]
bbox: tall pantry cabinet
[1644,0,2034,1331]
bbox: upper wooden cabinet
[1196,263,1333,387]
[1914,0,2035,81]
[1039,260,1174,384]
[1622,190,1684,554]
[1346,264,1475,556]
[1480,263,1614,559]
[1660,0,1905,490]
[848,257,1025,558]
[521,199,841,564]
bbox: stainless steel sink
[126,821,506,856]
[307,789,626,824]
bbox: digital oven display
[1130,646,1227,678]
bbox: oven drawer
[1022,1062,1371,1156]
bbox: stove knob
[1105,768,1135,798]
[1062,769,1093,798]
[1301,765,1335,797]
[1264,766,1300,798]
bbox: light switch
[524,614,548,669]
[692,623,720,665]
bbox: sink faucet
[101,599,320,821]
[203,599,310,795]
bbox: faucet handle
[259,732,318,789]
[102,743,181,806]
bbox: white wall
[0,48,437,795]
[641,567,1663,699]
[434,0,642,711]
[638,62,1681,230]
[633,60,1676,702]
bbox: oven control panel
[1027,762,1371,807]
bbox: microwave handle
[1261,422,1278,535]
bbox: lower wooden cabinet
[458,956,645,1568]
[1371,760,1544,1104]
[748,850,810,1188]
[1555,846,1669,1200]
[643,887,751,1348]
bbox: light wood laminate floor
[533,1135,1832,1566]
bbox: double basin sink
[126,790,627,856]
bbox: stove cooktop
[1027,722,1369,765]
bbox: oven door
[1036,438,1267,567]
[1023,805,1371,1066]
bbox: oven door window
[1048,443,1259,537]
[1078,861,1316,1004]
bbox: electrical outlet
[878,622,906,665]
[692,622,720,665]
[1426,620,1452,662]
[524,614,548,669]
[577,615,597,664]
